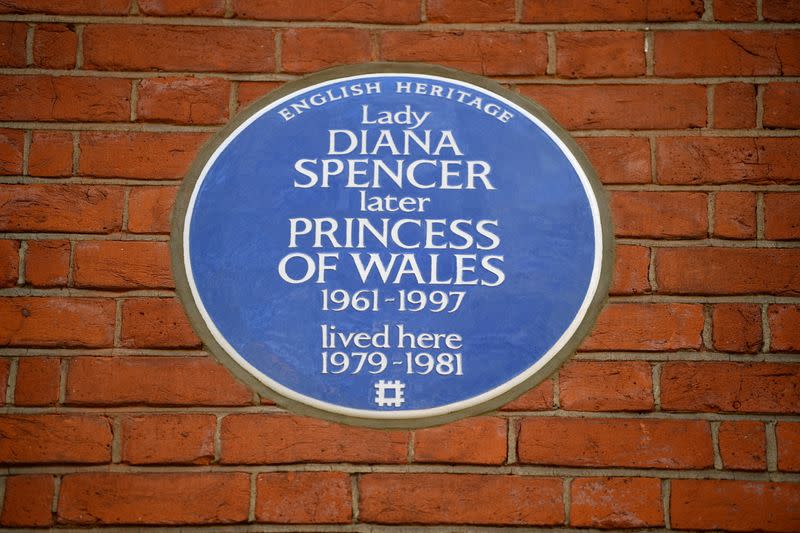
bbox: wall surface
[0,0,799,530]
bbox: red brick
[138,0,225,16]
[66,356,251,406]
[765,193,800,240]
[73,241,172,290]
[282,28,371,73]
[415,417,507,464]
[359,473,563,525]
[764,82,800,128]
[0,129,24,174]
[121,414,215,465]
[661,362,800,413]
[611,191,707,238]
[0,475,54,527]
[715,83,757,128]
[0,414,111,464]
[136,77,229,125]
[0,240,18,287]
[58,473,249,525]
[381,31,547,76]
[671,479,800,532]
[611,245,650,295]
[559,361,653,411]
[256,472,352,523]
[427,0,514,22]
[776,422,800,471]
[33,24,77,69]
[79,131,207,179]
[581,303,704,351]
[25,240,70,287]
[232,0,420,23]
[127,186,176,234]
[519,84,706,130]
[0,297,115,347]
[656,248,800,295]
[769,305,800,352]
[29,130,73,177]
[500,378,554,410]
[718,420,766,470]
[655,31,800,76]
[571,477,663,528]
[14,357,60,406]
[84,25,275,73]
[657,137,800,184]
[0,22,27,67]
[0,76,130,121]
[237,81,281,110]
[518,417,713,468]
[221,414,407,464]
[712,303,762,353]
[0,0,130,14]
[715,0,758,20]
[557,32,645,78]
[522,0,703,21]
[0,185,123,233]
[764,0,800,20]
[120,298,201,348]
[0,360,8,406]
[713,191,756,239]
[576,137,652,184]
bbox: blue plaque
[172,64,613,427]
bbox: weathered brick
[28,130,73,177]
[611,191,707,238]
[764,0,800,21]
[0,129,23,174]
[713,191,756,239]
[715,0,758,20]
[66,356,251,406]
[0,22,27,67]
[381,31,547,76]
[712,303,762,353]
[0,297,115,347]
[571,477,663,528]
[359,473,564,525]
[84,25,275,72]
[557,32,645,78]
[500,379,554,411]
[611,245,650,295]
[256,472,352,523]
[138,0,225,16]
[0,414,111,464]
[232,0,420,23]
[764,82,800,128]
[0,239,19,287]
[776,422,800,471]
[765,193,800,240]
[14,357,60,406]
[518,417,713,468]
[0,185,123,233]
[655,31,800,76]
[236,81,281,110]
[718,420,766,470]
[120,298,201,348]
[414,417,507,464]
[25,240,70,287]
[657,137,800,184]
[0,0,130,14]
[33,24,77,69]
[661,362,800,413]
[769,305,800,352]
[714,83,757,128]
[671,479,800,531]
[427,0,514,22]
[576,137,651,184]
[79,131,207,179]
[136,77,229,125]
[221,414,408,464]
[127,186,176,234]
[58,473,250,525]
[559,361,654,411]
[522,0,703,21]
[0,360,8,406]
[0,475,54,527]
[282,28,371,73]
[0,76,130,121]
[655,248,800,295]
[121,414,216,465]
[581,303,704,351]
[73,241,172,290]
[519,84,706,130]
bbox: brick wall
[1,0,799,530]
